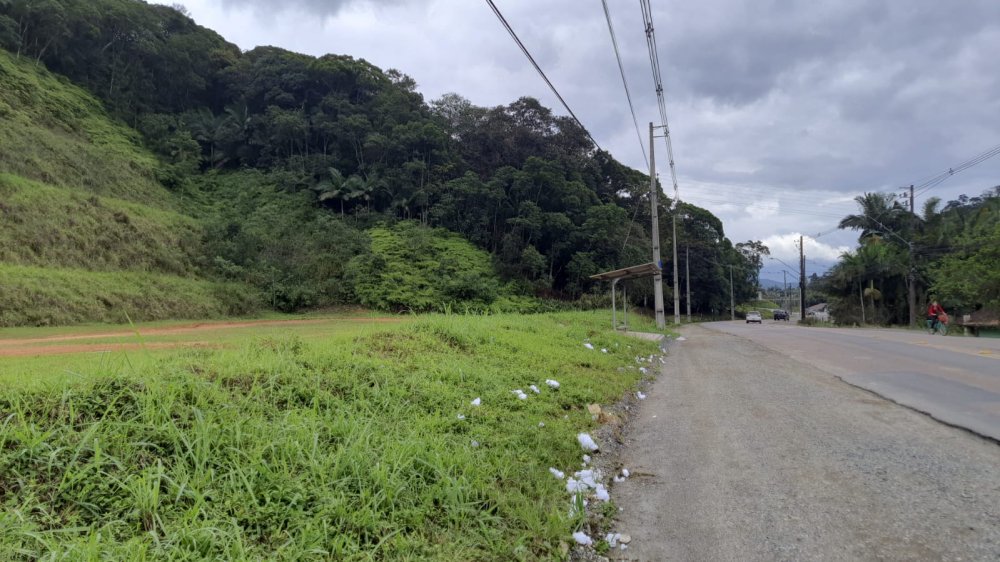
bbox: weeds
[0,311,660,560]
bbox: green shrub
[347,221,502,312]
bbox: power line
[601,0,647,169]
[913,142,1000,197]
[639,0,680,204]
[484,0,602,151]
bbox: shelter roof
[589,262,660,282]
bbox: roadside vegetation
[0,311,661,560]
[815,190,999,326]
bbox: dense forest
[0,0,766,324]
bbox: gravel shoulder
[610,324,1000,561]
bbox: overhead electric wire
[913,142,1000,197]
[484,0,602,151]
[602,0,647,169]
[639,0,680,205]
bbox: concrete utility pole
[685,244,691,322]
[908,185,917,327]
[799,235,806,321]
[783,270,787,312]
[729,264,735,321]
[649,122,665,328]
[672,210,680,325]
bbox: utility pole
[728,264,735,321]
[782,270,787,312]
[799,236,806,321]
[685,243,691,321]
[672,209,680,325]
[649,122,665,328]
[908,185,917,327]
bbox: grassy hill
[0,50,258,326]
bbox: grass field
[0,310,665,560]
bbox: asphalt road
[611,324,1000,561]
[705,320,1000,441]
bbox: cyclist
[926,300,946,333]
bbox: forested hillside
[0,0,759,325]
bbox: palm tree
[838,192,909,243]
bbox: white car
[746,311,762,324]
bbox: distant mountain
[759,278,788,290]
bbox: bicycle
[926,317,949,336]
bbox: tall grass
[0,174,205,275]
[0,50,167,206]
[0,311,661,560]
[0,264,260,327]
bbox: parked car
[746,311,762,324]
[773,309,789,321]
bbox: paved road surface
[612,324,1000,561]
[705,320,1000,441]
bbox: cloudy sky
[165,0,1000,281]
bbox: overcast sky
[165,0,1000,281]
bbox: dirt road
[611,325,1000,561]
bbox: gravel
[609,325,1000,561]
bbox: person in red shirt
[927,300,945,331]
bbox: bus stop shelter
[590,262,661,331]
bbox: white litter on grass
[529,384,541,394]
[677,336,687,341]
[545,379,560,389]
[470,397,481,407]
[577,433,599,452]
[511,389,528,400]
[594,484,610,501]
[471,440,479,447]
[566,478,587,494]
[583,342,595,350]
[457,414,466,420]
[639,367,648,374]
[605,533,622,548]
[573,469,599,489]
[572,531,593,546]
[549,467,565,479]
[538,421,545,427]
[582,454,591,465]
[636,391,647,400]
[601,348,608,353]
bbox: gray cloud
[219,0,408,17]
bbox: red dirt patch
[0,316,401,357]
[0,342,219,357]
